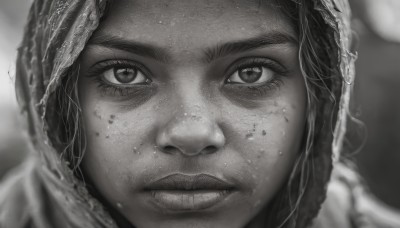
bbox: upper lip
[144,173,236,191]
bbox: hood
[11,0,356,227]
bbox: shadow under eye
[222,79,283,109]
[98,84,158,111]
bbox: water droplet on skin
[282,108,287,113]
[262,130,266,136]
[279,151,283,156]
[158,20,163,24]
[133,147,138,154]
[245,133,254,140]
[224,163,228,167]
[153,151,157,154]
[184,112,188,116]
[247,159,252,164]
[116,202,123,209]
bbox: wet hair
[53,0,341,227]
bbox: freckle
[252,123,256,132]
[110,114,116,119]
[245,133,254,141]
[93,110,102,119]
[257,149,265,159]
[262,130,267,136]
[95,132,100,137]
[284,116,289,122]
[108,120,114,124]
[105,135,110,139]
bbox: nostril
[163,145,177,154]
[201,145,218,155]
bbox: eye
[102,67,150,85]
[227,66,274,84]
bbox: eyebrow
[87,31,297,63]
[203,32,298,63]
[88,34,170,63]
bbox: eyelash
[86,59,153,96]
[224,57,288,94]
[86,57,288,97]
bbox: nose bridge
[170,66,216,122]
[156,71,225,156]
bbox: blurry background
[0,0,30,179]
[0,0,399,211]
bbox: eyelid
[86,59,153,80]
[224,57,288,82]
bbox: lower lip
[150,190,232,211]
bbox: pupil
[114,68,137,83]
[238,67,262,83]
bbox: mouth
[144,173,236,211]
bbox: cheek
[79,97,158,204]
[222,86,306,207]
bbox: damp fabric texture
[0,0,367,227]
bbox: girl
[1,0,396,227]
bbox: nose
[156,112,225,156]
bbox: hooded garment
[0,0,399,227]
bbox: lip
[144,173,236,211]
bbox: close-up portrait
[0,0,400,227]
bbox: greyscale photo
[0,0,400,227]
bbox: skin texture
[78,0,307,227]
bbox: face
[78,0,306,227]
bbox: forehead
[95,0,295,49]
